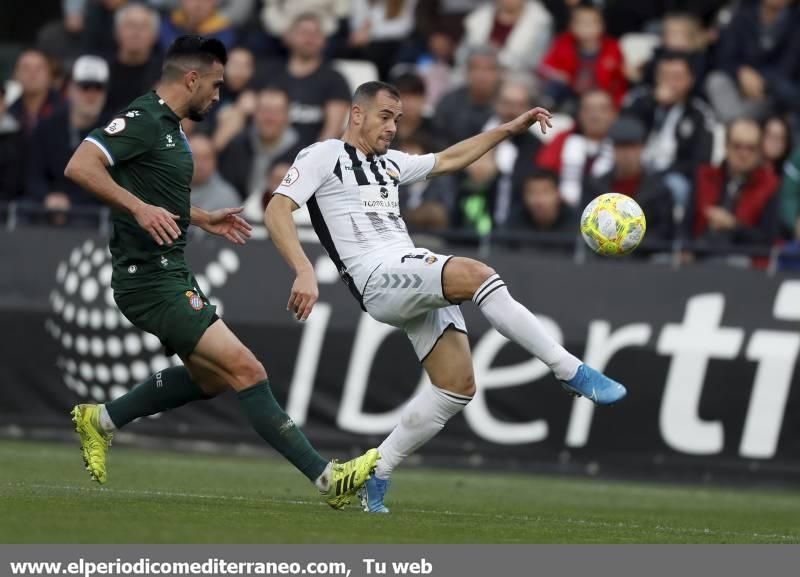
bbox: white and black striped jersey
[274,139,436,307]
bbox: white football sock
[314,462,332,492]
[98,404,117,432]
[474,274,581,381]
[375,384,472,480]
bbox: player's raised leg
[443,257,627,404]
[187,319,379,509]
[360,328,475,513]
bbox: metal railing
[3,201,798,275]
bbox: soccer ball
[580,193,647,256]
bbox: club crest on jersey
[282,166,300,186]
[387,167,400,180]
[103,118,126,135]
[125,110,141,118]
[425,255,438,265]
[186,291,204,311]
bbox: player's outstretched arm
[265,194,318,321]
[190,206,253,245]
[65,142,181,246]
[428,107,553,178]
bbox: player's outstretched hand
[133,203,181,246]
[288,268,318,322]
[508,107,553,136]
[202,207,253,245]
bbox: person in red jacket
[538,3,626,111]
[691,117,779,247]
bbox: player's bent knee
[434,373,476,398]
[229,349,268,388]
[463,259,495,286]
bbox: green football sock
[105,366,211,429]
[237,380,328,481]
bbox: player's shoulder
[294,139,344,163]
[101,95,161,136]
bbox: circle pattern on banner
[49,241,236,401]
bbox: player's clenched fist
[288,269,319,321]
[132,203,181,246]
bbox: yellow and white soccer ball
[580,193,647,256]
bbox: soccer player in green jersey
[64,35,378,509]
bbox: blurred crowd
[2,0,800,258]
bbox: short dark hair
[524,168,560,188]
[353,81,400,104]
[658,50,693,74]
[162,35,227,81]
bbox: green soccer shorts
[114,268,218,359]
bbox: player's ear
[351,103,362,126]
[185,70,199,92]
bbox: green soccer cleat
[71,404,113,485]
[322,448,380,510]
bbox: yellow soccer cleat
[71,404,113,485]
[322,448,380,510]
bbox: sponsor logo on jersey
[125,110,141,118]
[165,133,175,148]
[128,265,137,273]
[104,118,126,135]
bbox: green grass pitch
[0,439,798,543]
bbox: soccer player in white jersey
[265,81,627,513]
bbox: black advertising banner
[1,228,799,482]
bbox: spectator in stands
[585,115,674,241]
[691,118,779,247]
[398,136,453,231]
[25,55,108,226]
[261,0,342,42]
[209,46,257,147]
[458,0,553,74]
[347,0,419,80]
[538,3,626,110]
[150,0,256,27]
[779,145,800,239]
[705,0,800,122]
[433,45,499,146]
[450,150,498,236]
[481,76,542,227]
[104,3,162,118]
[392,72,438,149]
[640,13,707,88]
[623,53,715,219]
[188,133,240,213]
[36,0,86,66]
[536,89,616,207]
[0,84,25,201]
[9,49,61,137]
[258,1,345,58]
[254,13,351,148]
[159,0,236,52]
[218,88,303,221]
[82,0,135,58]
[762,115,792,174]
[506,169,576,236]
